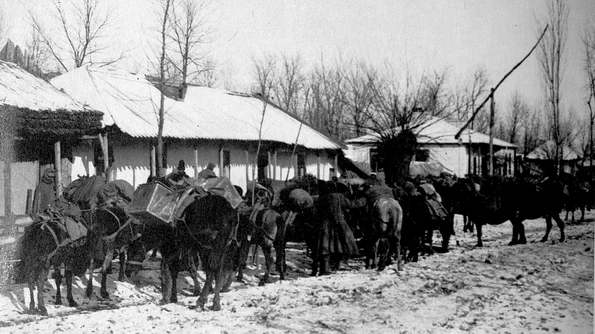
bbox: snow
[0,214,592,334]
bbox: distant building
[344,117,517,178]
[524,140,581,175]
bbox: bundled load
[127,176,243,227]
[419,182,449,230]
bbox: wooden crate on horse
[127,182,177,226]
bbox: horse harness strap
[40,220,72,267]
[100,208,134,241]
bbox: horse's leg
[100,271,109,299]
[564,209,569,221]
[118,250,127,281]
[54,269,62,306]
[236,240,250,282]
[86,258,95,298]
[159,258,173,304]
[580,206,585,222]
[188,252,201,296]
[65,269,77,307]
[275,219,287,280]
[170,268,178,303]
[475,222,483,248]
[259,242,273,286]
[37,268,48,316]
[251,244,259,267]
[518,221,527,244]
[197,270,213,311]
[211,268,227,311]
[440,222,452,253]
[552,214,566,242]
[274,240,286,280]
[541,216,553,242]
[28,279,36,313]
[509,220,519,246]
[100,247,115,299]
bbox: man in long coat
[313,181,363,276]
[32,168,56,216]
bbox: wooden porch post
[267,151,272,179]
[245,150,250,189]
[194,146,199,178]
[219,147,224,178]
[150,145,156,178]
[273,150,277,180]
[54,141,62,197]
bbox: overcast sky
[2,0,594,120]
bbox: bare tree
[340,60,377,138]
[29,0,119,72]
[168,0,214,98]
[307,61,347,140]
[360,64,452,186]
[536,0,569,175]
[250,55,276,194]
[504,92,530,145]
[583,23,595,167]
[24,28,50,77]
[271,54,306,117]
[156,0,173,177]
[523,108,545,156]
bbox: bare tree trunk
[537,0,568,176]
[381,130,417,188]
[157,0,172,177]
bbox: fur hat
[177,160,186,171]
[207,162,216,170]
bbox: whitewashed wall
[71,139,337,192]
[426,145,468,177]
[0,161,39,216]
[344,144,371,166]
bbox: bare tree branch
[28,0,117,71]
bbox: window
[94,144,114,173]
[297,153,306,177]
[370,148,383,173]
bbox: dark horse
[85,206,139,299]
[16,214,90,315]
[362,197,403,271]
[453,176,566,247]
[236,183,287,285]
[237,207,286,285]
[153,194,239,311]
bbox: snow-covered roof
[526,141,580,161]
[51,66,342,150]
[183,86,342,149]
[0,60,86,111]
[345,117,516,148]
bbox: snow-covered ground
[0,212,593,334]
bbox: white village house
[344,117,517,178]
[51,66,345,193]
[0,60,103,220]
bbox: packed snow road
[0,214,592,334]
